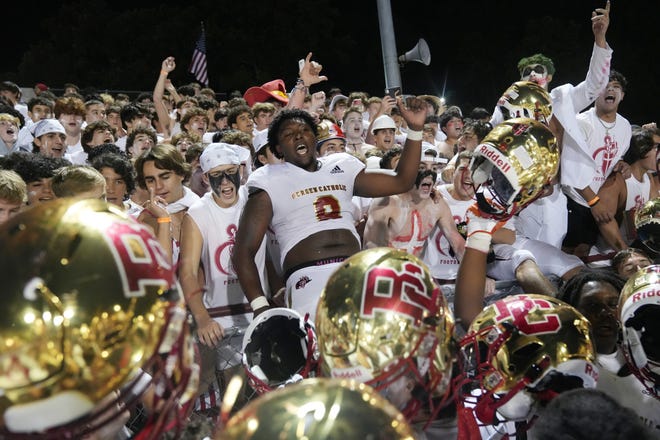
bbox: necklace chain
[597,116,616,134]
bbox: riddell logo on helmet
[630,287,660,304]
[479,144,511,174]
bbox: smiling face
[26,178,56,205]
[595,80,625,115]
[575,281,620,354]
[275,118,318,170]
[35,132,67,158]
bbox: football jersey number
[314,195,342,221]
[493,295,561,335]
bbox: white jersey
[186,188,267,329]
[563,108,632,207]
[247,153,365,266]
[596,349,660,436]
[422,185,474,280]
[492,43,613,247]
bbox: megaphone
[398,38,431,66]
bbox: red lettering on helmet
[492,295,561,335]
[105,221,174,297]
[631,288,660,303]
[361,262,437,327]
[479,145,512,174]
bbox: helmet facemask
[470,119,558,220]
[242,308,319,395]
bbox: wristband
[465,231,492,254]
[157,217,172,223]
[160,70,168,76]
[587,196,600,207]
[250,296,269,311]
[406,130,423,141]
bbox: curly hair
[558,268,625,308]
[267,109,318,159]
[91,152,137,198]
[517,53,556,76]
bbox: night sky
[2,0,657,124]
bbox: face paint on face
[207,166,241,206]
[521,64,550,88]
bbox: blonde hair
[0,170,27,203]
[51,165,106,198]
[0,113,20,127]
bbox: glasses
[522,65,547,77]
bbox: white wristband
[465,232,492,254]
[406,130,423,141]
[250,296,269,311]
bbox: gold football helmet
[0,199,199,439]
[498,81,553,125]
[634,197,659,253]
[220,378,415,439]
[242,307,319,395]
[315,248,454,424]
[618,265,660,400]
[457,294,597,425]
[470,118,559,219]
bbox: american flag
[189,24,208,86]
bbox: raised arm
[153,56,176,137]
[567,1,612,112]
[232,190,273,317]
[286,52,328,110]
[354,96,425,197]
[455,207,507,331]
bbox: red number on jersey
[493,295,561,335]
[314,195,342,221]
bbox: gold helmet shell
[498,81,553,125]
[457,294,597,424]
[470,118,558,219]
[220,378,415,439]
[634,197,660,253]
[0,199,198,438]
[315,248,454,422]
[617,264,660,400]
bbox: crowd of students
[0,1,658,438]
